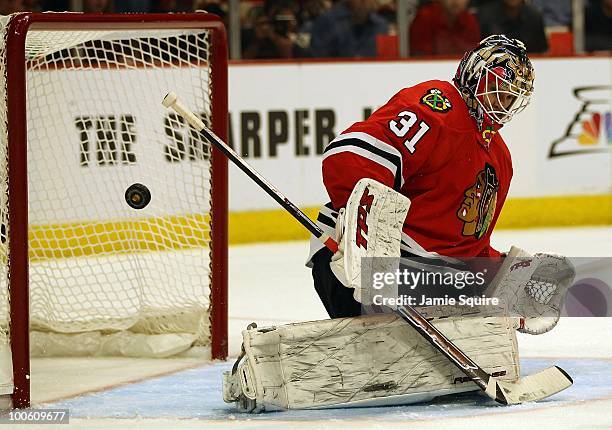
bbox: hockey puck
[125,183,151,210]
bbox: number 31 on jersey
[389,111,430,154]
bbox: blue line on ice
[47,358,612,420]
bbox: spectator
[298,0,331,30]
[243,1,309,59]
[0,0,24,14]
[33,0,53,10]
[585,0,612,52]
[409,0,481,56]
[377,1,397,33]
[478,0,548,53]
[152,0,178,13]
[23,0,42,11]
[296,0,331,49]
[193,1,228,28]
[114,0,151,13]
[310,0,388,58]
[39,1,70,11]
[531,0,571,27]
[83,0,113,13]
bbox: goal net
[0,12,228,408]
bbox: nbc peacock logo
[549,86,612,158]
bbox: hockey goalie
[222,36,575,412]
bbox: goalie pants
[311,248,362,318]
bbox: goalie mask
[454,35,535,130]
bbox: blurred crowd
[0,0,610,57]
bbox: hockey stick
[162,92,572,405]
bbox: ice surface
[11,227,612,429]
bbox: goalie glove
[485,247,575,335]
[519,252,575,334]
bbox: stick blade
[489,366,573,405]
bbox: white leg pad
[223,307,520,412]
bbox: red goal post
[0,12,228,409]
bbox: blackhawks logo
[456,163,499,239]
[420,88,452,113]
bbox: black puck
[125,183,151,210]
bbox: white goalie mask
[454,35,535,126]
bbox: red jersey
[309,80,512,263]
[409,3,481,56]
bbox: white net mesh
[0,16,219,360]
[525,280,557,305]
